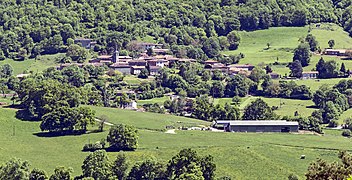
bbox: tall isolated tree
[340,62,347,76]
[107,124,139,150]
[289,60,303,78]
[305,34,318,51]
[328,39,335,49]
[293,43,311,67]
[242,98,276,120]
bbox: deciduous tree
[107,124,139,150]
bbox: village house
[228,64,255,71]
[149,66,162,76]
[269,72,280,79]
[227,64,255,76]
[110,63,131,74]
[95,55,113,65]
[16,74,30,80]
[131,66,146,75]
[147,59,168,68]
[74,38,96,49]
[323,49,349,56]
[136,42,163,51]
[302,71,319,79]
[124,101,138,110]
[205,63,230,73]
[149,49,170,55]
[216,120,299,133]
[204,60,218,65]
[128,60,147,67]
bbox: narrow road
[94,119,114,126]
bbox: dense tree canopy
[0,0,349,60]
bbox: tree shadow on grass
[306,105,319,109]
[104,146,136,152]
[33,130,86,138]
[33,129,104,138]
[3,104,22,109]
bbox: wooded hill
[1,0,352,60]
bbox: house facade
[302,71,319,79]
[131,66,146,75]
[324,49,347,56]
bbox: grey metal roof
[216,120,298,126]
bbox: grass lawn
[1,106,352,179]
[310,23,352,49]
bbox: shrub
[342,130,351,137]
[83,141,104,152]
[328,120,339,128]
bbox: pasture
[1,104,352,179]
[0,54,62,75]
[223,23,352,76]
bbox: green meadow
[223,23,352,76]
[1,105,352,179]
[0,54,62,75]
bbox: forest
[1,0,352,61]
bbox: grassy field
[1,106,352,179]
[90,105,209,131]
[223,26,308,66]
[223,23,352,76]
[0,54,62,75]
[310,23,352,49]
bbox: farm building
[302,71,319,79]
[216,120,299,133]
[323,49,351,56]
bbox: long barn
[216,120,299,133]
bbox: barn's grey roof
[216,120,298,126]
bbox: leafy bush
[82,139,105,152]
[342,130,351,137]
